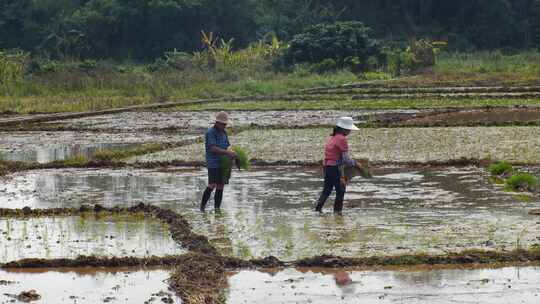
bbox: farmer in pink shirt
[315,117,359,214]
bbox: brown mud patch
[398,107,540,127]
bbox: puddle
[0,131,196,163]
[0,214,185,263]
[227,266,540,304]
[2,167,539,260]
[0,267,180,303]
[130,127,540,164]
[42,110,423,131]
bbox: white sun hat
[215,111,229,124]
[336,117,359,131]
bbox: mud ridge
[169,253,228,304]
[293,250,540,267]
[1,255,188,269]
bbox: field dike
[2,203,540,303]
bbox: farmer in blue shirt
[200,112,237,212]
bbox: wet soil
[0,267,180,304]
[226,265,540,304]
[2,167,539,260]
[34,110,423,132]
[130,126,540,164]
[169,253,227,304]
[398,107,540,127]
[0,131,197,163]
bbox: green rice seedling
[505,172,538,192]
[60,155,89,166]
[488,161,513,176]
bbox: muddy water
[0,131,196,163]
[130,127,540,164]
[0,214,184,263]
[43,110,423,131]
[2,167,539,260]
[0,268,180,303]
[227,266,540,304]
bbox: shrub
[386,39,439,76]
[505,172,538,192]
[283,21,383,71]
[78,59,97,72]
[164,50,196,71]
[489,161,513,176]
[311,58,338,73]
[0,50,28,86]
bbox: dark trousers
[315,165,345,213]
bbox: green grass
[505,172,538,192]
[488,161,513,176]
[435,51,540,75]
[93,144,165,161]
[0,67,359,114]
[174,97,540,111]
[3,51,540,114]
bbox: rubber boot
[200,187,213,212]
[315,196,327,212]
[214,189,223,211]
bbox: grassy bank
[2,51,540,114]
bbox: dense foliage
[283,22,383,72]
[2,0,540,59]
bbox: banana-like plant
[201,30,217,69]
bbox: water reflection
[227,266,540,304]
[1,167,539,259]
[0,214,184,263]
[0,143,140,163]
[0,268,180,304]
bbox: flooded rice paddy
[227,265,540,304]
[0,267,180,304]
[43,110,424,131]
[3,265,538,304]
[130,126,540,164]
[0,131,196,163]
[0,213,185,263]
[2,167,539,260]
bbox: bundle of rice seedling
[232,146,251,170]
[356,158,372,178]
[219,146,251,182]
[341,158,372,185]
